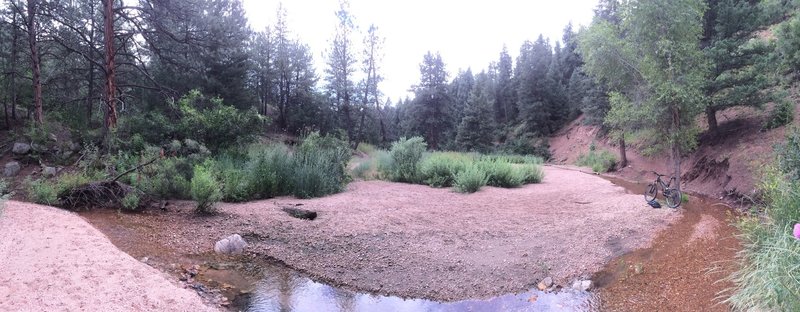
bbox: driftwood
[281,207,317,220]
[58,180,148,211]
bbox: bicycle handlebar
[651,171,666,177]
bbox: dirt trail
[84,166,678,302]
[0,201,218,312]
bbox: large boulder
[3,162,20,177]
[214,234,248,255]
[12,143,30,155]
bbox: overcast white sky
[242,0,599,102]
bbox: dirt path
[0,201,219,312]
[83,166,678,302]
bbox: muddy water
[242,263,596,312]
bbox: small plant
[26,178,58,206]
[454,165,488,193]
[419,152,468,187]
[0,179,12,217]
[478,159,522,188]
[352,159,374,180]
[763,93,794,131]
[681,193,689,203]
[190,164,222,214]
[121,192,140,211]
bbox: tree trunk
[86,0,96,126]
[671,108,682,192]
[706,107,717,133]
[102,0,117,131]
[9,10,19,122]
[27,0,43,124]
[618,136,628,168]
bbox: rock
[31,143,48,152]
[12,143,30,155]
[214,234,248,254]
[43,166,57,177]
[572,280,593,291]
[537,277,553,291]
[3,161,20,177]
[48,133,58,142]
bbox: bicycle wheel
[665,188,682,208]
[644,183,657,202]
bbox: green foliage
[352,159,374,180]
[26,178,58,206]
[519,164,545,184]
[123,90,263,152]
[190,164,223,214]
[291,141,351,198]
[453,165,488,193]
[763,95,795,130]
[381,137,427,183]
[576,149,618,173]
[478,159,523,188]
[777,13,800,80]
[726,167,800,310]
[356,143,377,155]
[419,152,469,187]
[121,192,141,211]
[776,127,800,181]
[500,134,552,160]
[128,156,194,199]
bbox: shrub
[121,192,140,211]
[419,152,468,187]
[352,159,374,180]
[26,178,58,206]
[576,149,618,173]
[190,164,222,214]
[356,143,377,155]
[519,165,545,184]
[763,95,794,131]
[0,179,10,217]
[776,127,800,181]
[291,146,350,198]
[383,137,427,183]
[454,165,488,193]
[246,144,292,198]
[478,159,523,188]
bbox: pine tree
[410,52,450,149]
[456,72,495,152]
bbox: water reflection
[246,267,596,312]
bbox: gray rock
[43,166,57,177]
[214,234,247,255]
[12,143,30,155]
[572,279,593,291]
[537,276,553,291]
[31,143,48,153]
[3,161,20,177]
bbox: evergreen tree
[703,0,775,133]
[495,46,515,124]
[410,51,450,149]
[324,0,358,142]
[456,72,495,152]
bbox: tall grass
[576,149,617,173]
[454,165,488,193]
[726,130,800,309]
[205,133,351,202]
[373,138,545,192]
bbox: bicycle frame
[654,175,676,190]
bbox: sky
[242,0,599,102]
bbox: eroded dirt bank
[83,166,677,302]
[0,201,218,312]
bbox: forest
[1,0,800,310]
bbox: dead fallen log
[58,180,149,211]
[281,207,317,220]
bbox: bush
[519,165,545,184]
[356,143,377,155]
[478,159,523,188]
[776,127,800,181]
[190,164,222,214]
[454,165,488,193]
[121,192,140,211]
[419,152,468,187]
[291,145,350,199]
[0,179,11,217]
[763,95,794,130]
[26,178,58,206]
[576,149,618,173]
[382,137,427,183]
[352,159,374,180]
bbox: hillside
[549,104,799,202]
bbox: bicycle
[644,171,682,208]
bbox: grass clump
[190,163,222,214]
[121,192,141,211]
[478,159,523,188]
[576,149,617,173]
[26,178,58,206]
[419,152,469,187]
[454,165,488,193]
[519,164,544,184]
